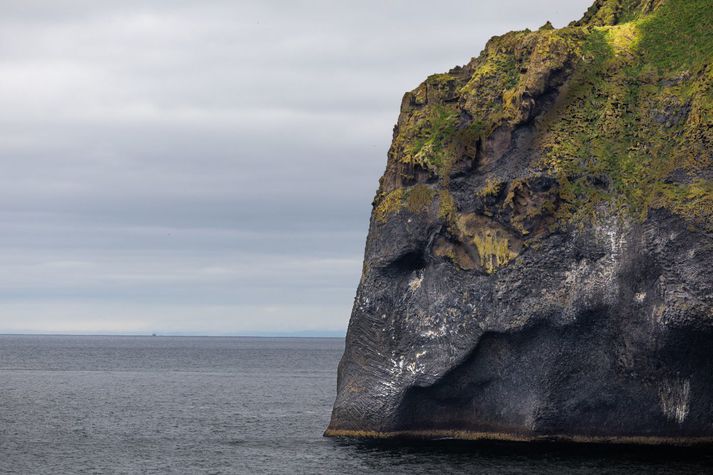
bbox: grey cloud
[0,0,592,334]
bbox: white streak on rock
[408,272,423,292]
[659,378,691,424]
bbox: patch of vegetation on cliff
[460,27,585,139]
[537,0,713,231]
[380,0,711,234]
[651,181,713,230]
[406,184,435,213]
[392,26,586,190]
[388,70,465,185]
[400,105,459,176]
[459,31,528,137]
[637,0,713,72]
[375,188,404,223]
[578,0,664,27]
[477,177,504,198]
[374,185,438,223]
[438,189,456,224]
[472,232,518,274]
[454,214,522,274]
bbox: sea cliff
[326,0,713,445]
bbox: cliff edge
[326,0,713,445]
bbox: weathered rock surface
[326,0,713,445]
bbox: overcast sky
[0,0,592,335]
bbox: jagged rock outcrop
[326,0,713,445]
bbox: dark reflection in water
[1,335,710,474]
[333,438,713,474]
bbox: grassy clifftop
[377,0,712,233]
[575,0,667,27]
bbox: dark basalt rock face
[326,0,713,445]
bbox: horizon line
[0,331,346,338]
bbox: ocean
[1,335,710,474]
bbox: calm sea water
[1,335,711,474]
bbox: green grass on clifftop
[638,0,713,72]
[377,0,712,232]
[539,0,713,230]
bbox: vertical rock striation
[326,0,713,445]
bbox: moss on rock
[377,0,711,235]
[405,184,435,214]
[374,188,404,223]
[537,0,712,231]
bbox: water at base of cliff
[1,335,710,474]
